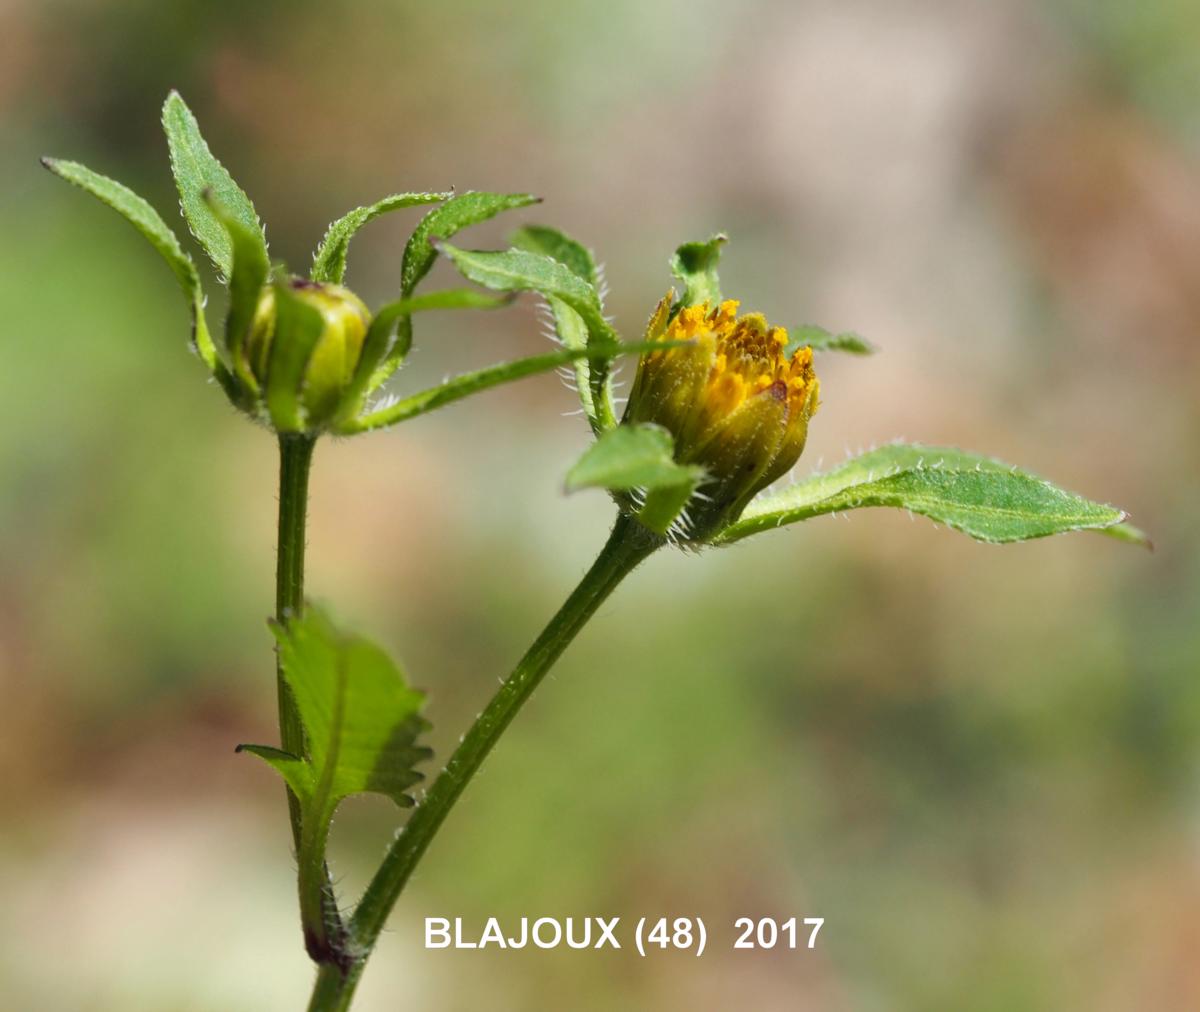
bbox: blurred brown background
[1,1,1197,1009]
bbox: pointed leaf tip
[671,234,727,307]
[162,89,266,278]
[719,443,1136,546]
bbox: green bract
[43,91,656,437]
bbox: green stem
[306,513,661,1011]
[276,433,316,842]
[276,434,349,965]
[307,962,362,1012]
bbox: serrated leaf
[162,90,266,278]
[401,191,539,297]
[510,224,598,286]
[265,280,326,433]
[788,323,876,356]
[205,191,268,390]
[41,156,219,370]
[236,743,314,800]
[240,607,430,810]
[716,443,1130,545]
[671,234,726,308]
[565,423,703,492]
[237,607,430,938]
[311,190,452,285]
[438,243,617,345]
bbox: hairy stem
[276,433,316,840]
[306,513,661,1011]
[277,434,350,964]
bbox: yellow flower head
[623,292,819,538]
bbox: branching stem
[306,512,662,1010]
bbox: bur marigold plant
[45,95,1145,1011]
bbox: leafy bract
[565,423,705,535]
[311,191,452,284]
[264,280,326,432]
[238,607,430,813]
[343,338,675,434]
[671,234,726,308]
[788,323,876,356]
[401,191,539,297]
[40,156,218,369]
[717,443,1134,545]
[162,90,266,278]
[206,192,269,390]
[510,226,607,431]
[511,224,599,287]
[566,423,701,493]
[438,243,616,344]
[334,288,512,425]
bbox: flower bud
[623,295,819,540]
[244,278,371,430]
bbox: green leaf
[205,191,268,389]
[342,338,671,434]
[238,607,430,811]
[237,607,430,939]
[788,323,876,356]
[334,288,513,424]
[162,90,266,278]
[265,280,326,433]
[508,226,607,430]
[566,423,705,535]
[716,443,1130,545]
[438,243,616,344]
[401,191,539,297]
[543,294,600,430]
[510,224,599,286]
[41,156,219,370]
[565,423,702,492]
[311,190,452,284]
[671,234,726,308]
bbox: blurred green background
[1,1,1197,1009]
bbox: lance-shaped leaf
[361,192,539,389]
[205,190,268,391]
[401,191,540,297]
[341,338,677,434]
[511,225,607,431]
[311,190,452,285]
[264,280,326,432]
[40,156,219,371]
[511,224,599,286]
[671,234,726,309]
[566,423,705,535]
[788,323,876,356]
[333,288,512,424]
[162,90,266,279]
[438,243,617,345]
[438,242,624,429]
[716,443,1135,545]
